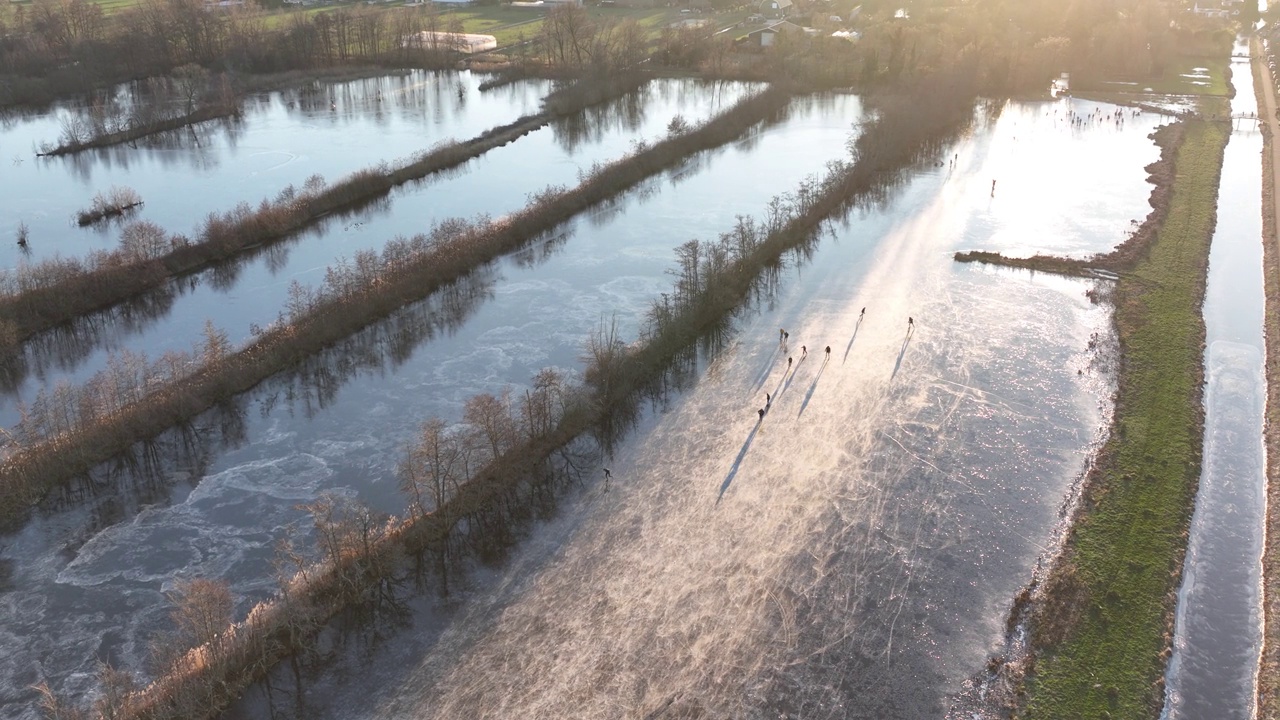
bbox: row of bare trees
[1,74,649,354]
[32,361,581,718]
[0,86,790,532]
[537,4,647,73]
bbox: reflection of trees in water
[280,70,469,125]
[0,286,179,395]
[551,82,649,153]
[56,114,245,182]
[45,397,242,533]
[32,271,496,527]
[263,266,497,419]
[0,195,393,397]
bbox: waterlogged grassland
[1024,111,1228,718]
[1081,55,1230,98]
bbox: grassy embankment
[1251,35,1280,720]
[0,86,792,533]
[1019,108,1229,718]
[0,74,644,351]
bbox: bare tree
[464,390,516,460]
[167,577,233,650]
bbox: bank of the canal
[1252,30,1280,720]
[1021,103,1230,718]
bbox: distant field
[2,0,734,53]
[1078,55,1231,97]
[7,0,142,14]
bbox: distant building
[408,31,498,53]
[1191,2,1229,18]
[742,20,813,47]
[758,0,791,18]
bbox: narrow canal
[1162,40,1268,720]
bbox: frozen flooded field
[0,72,1199,718]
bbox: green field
[1023,107,1229,719]
[1080,55,1231,97]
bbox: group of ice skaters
[756,309,915,421]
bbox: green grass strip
[1023,109,1229,719]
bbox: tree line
[1,0,462,107]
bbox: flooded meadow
[0,68,1250,719]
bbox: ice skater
[908,316,914,328]
[780,328,786,341]
[603,467,612,487]
[825,345,831,357]
[991,179,996,196]
[860,307,865,318]
[758,408,765,421]
[801,346,807,358]
[788,356,793,369]
[766,392,772,407]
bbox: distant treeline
[659,0,1236,94]
[0,73,645,354]
[37,64,982,720]
[0,0,473,108]
[0,84,791,532]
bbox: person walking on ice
[788,357,793,369]
[801,346,807,359]
[758,408,765,421]
[825,346,831,358]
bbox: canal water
[1161,43,1268,720]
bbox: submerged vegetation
[74,186,143,226]
[39,65,240,157]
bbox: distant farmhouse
[758,0,791,18]
[741,19,818,48]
